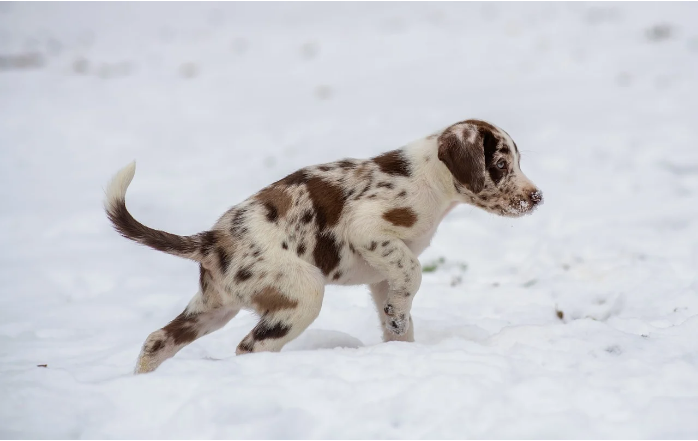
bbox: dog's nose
[529,189,543,205]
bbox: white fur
[104,160,136,211]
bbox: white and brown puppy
[104,119,543,374]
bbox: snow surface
[2,2,698,439]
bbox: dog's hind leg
[134,266,239,374]
[235,264,324,355]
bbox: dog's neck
[402,135,459,205]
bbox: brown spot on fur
[353,163,371,178]
[252,287,298,314]
[297,243,306,256]
[376,182,394,189]
[216,247,230,272]
[148,339,164,353]
[354,181,373,200]
[264,203,278,222]
[383,207,417,227]
[318,165,333,172]
[282,241,288,250]
[373,150,411,177]
[333,271,342,280]
[337,159,356,169]
[301,210,313,224]
[199,265,210,292]
[163,312,199,345]
[381,241,390,247]
[237,340,254,353]
[313,232,341,276]
[252,321,291,341]
[306,177,346,230]
[278,169,309,186]
[397,190,407,198]
[230,208,248,237]
[200,230,218,255]
[368,241,377,251]
[257,185,292,221]
[235,267,253,282]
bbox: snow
[2,2,698,438]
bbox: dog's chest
[332,202,456,287]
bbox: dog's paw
[386,315,409,336]
[383,305,409,336]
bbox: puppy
[104,119,543,373]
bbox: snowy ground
[2,2,698,439]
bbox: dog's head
[437,119,543,217]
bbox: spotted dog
[104,119,543,374]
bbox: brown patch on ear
[437,130,485,194]
[252,287,298,314]
[383,207,417,227]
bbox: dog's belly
[333,256,385,286]
[330,230,441,287]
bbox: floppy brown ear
[437,128,486,194]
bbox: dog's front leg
[358,237,422,337]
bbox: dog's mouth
[501,193,544,217]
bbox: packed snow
[2,2,698,438]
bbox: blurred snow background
[1,2,698,438]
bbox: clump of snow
[505,198,533,216]
[2,2,698,438]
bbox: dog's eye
[496,159,506,170]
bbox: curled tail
[104,162,215,262]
